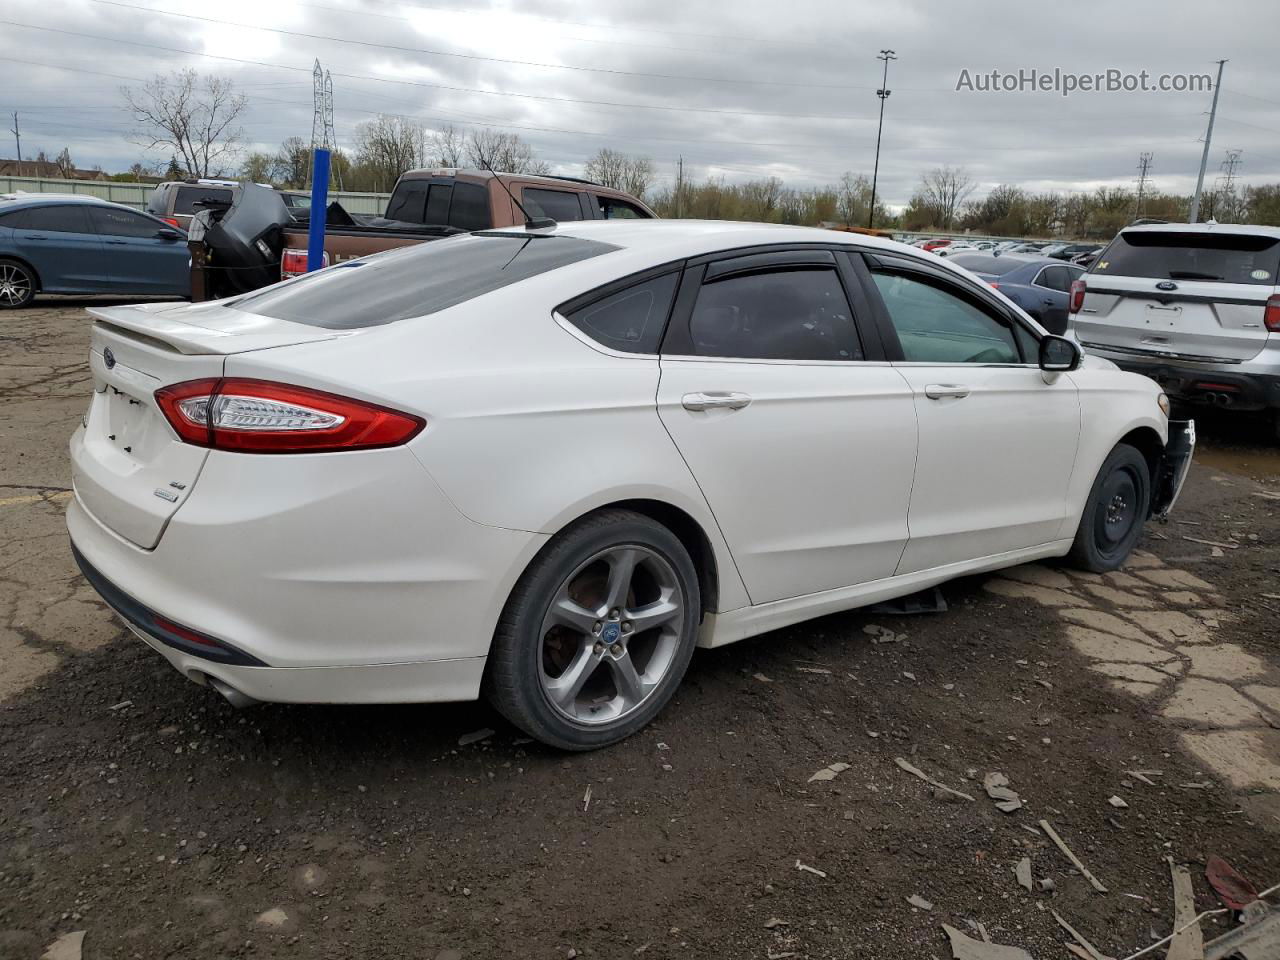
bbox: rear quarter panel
[222,265,751,614]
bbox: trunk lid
[71,302,345,549]
[1075,229,1279,363]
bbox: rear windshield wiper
[1166,270,1224,281]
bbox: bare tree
[240,152,274,185]
[584,148,654,198]
[740,177,783,221]
[272,136,310,188]
[918,166,975,230]
[464,129,549,175]
[427,125,466,168]
[54,147,74,178]
[122,69,247,178]
[837,172,874,225]
[353,115,422,191]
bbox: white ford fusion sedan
[68,220,1194,749]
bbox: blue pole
[306,148,331,272]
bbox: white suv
[1068,223,1280,438]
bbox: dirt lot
[2,302,1279,960]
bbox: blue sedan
[0,195,189,308]
[947,253,1085,335]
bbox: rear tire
[0,259,35,309]
[484,509,701,751]
[1066,444,1151,572]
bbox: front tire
[1066,444,1151,572]
[484,509,701,751]
[0,259,36,309]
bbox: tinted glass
[88,206,165,238]
[236,234,617,328]
[565,273,678,354]
[597,196,650,219]
[1037,266,1072,292]
[1092,231,1280,285]
[424,183,452,225]
[172,187,233,215]
[688,267,862,361]
[384,180,428,222]
[523,188,585,222]
[871,271,1020,364]
[449,182,490,230]
[10,205,93,233]
[949,254,1026,276]
[145,186,168,214]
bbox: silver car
[1068,223,1280,439]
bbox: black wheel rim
[1095,465,1140,551]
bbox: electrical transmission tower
[1133,152,1153,221]
[323,69,341,189]
[1213,149,1243,222]
[310,59,325,153]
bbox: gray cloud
[2,0,1278,206]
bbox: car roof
[0,193,117,209]
[498,219,917,261]
[1117,221,1280,240]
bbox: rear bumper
[67,444,547,703]
[1080,344,1280,412]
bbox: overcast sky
[2,0,1278,207]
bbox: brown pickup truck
[277,168,656,280]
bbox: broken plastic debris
[983,772,1024,813]
[895,757,975,802]
[457,728,494,747]
[794,859,827,878]
[1014,858,1032,892]
[1040,820,1108,893]
[1108,796,1129,809]
[942,923,1033,960]
[808,762,851,783]
[908,894,934,911]
[1205,854,1259,911]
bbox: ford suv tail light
[1265,294,1280,333]
[281,248,326,280]
[155,379,425,453]
[1068,278,1086,314]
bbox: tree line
[105,68,1280,235]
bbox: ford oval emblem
[1155,281,1178,291]
[103,347,116,370]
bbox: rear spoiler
[86,303,345,356]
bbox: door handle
[923,384,971,400]
[681,391,752,412]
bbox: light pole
[868,49,896,230]
[1189,58,1227,224]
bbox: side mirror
[1039,335,1081,373]
[156,228,183,241]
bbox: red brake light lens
[281,247,326,280]
[1069,278,1086,314]
[162,217,181,228]
[155,379,425,453]
[1265,294,1280,333]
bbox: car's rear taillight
[1265,294,1280,333]
[161,217,181,228]
[281,247,326,279]
[988,282,1000,289]
[1069,278,1086,314]
[155,379,424,453]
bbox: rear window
[145,185,169,215]
[1093,231,1280,285]
[384,179,491,230]
[235,233,618,329]
[173,186,233,215]
[948,255,1026,276]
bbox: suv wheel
[485,509,701,751]
[1066,444,1151,572]
[0,260,35,309]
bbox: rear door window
[172,187,233,215]
[686,267,863,361]
[563,273,678,354]
[596,196,651,219]
[8,205,94,233]
[235,234,618,328]
[523,188,587,222]
[1093,231,1280,285]
[1036,265,1073,292]
[87,207,166,238]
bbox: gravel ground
[1,301,1278,960]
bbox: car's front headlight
[1157,392,1171,417]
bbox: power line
[88,0,870,91]
[0,19,875,124]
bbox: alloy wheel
[538,545,685,725]
[0,264,31,307]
